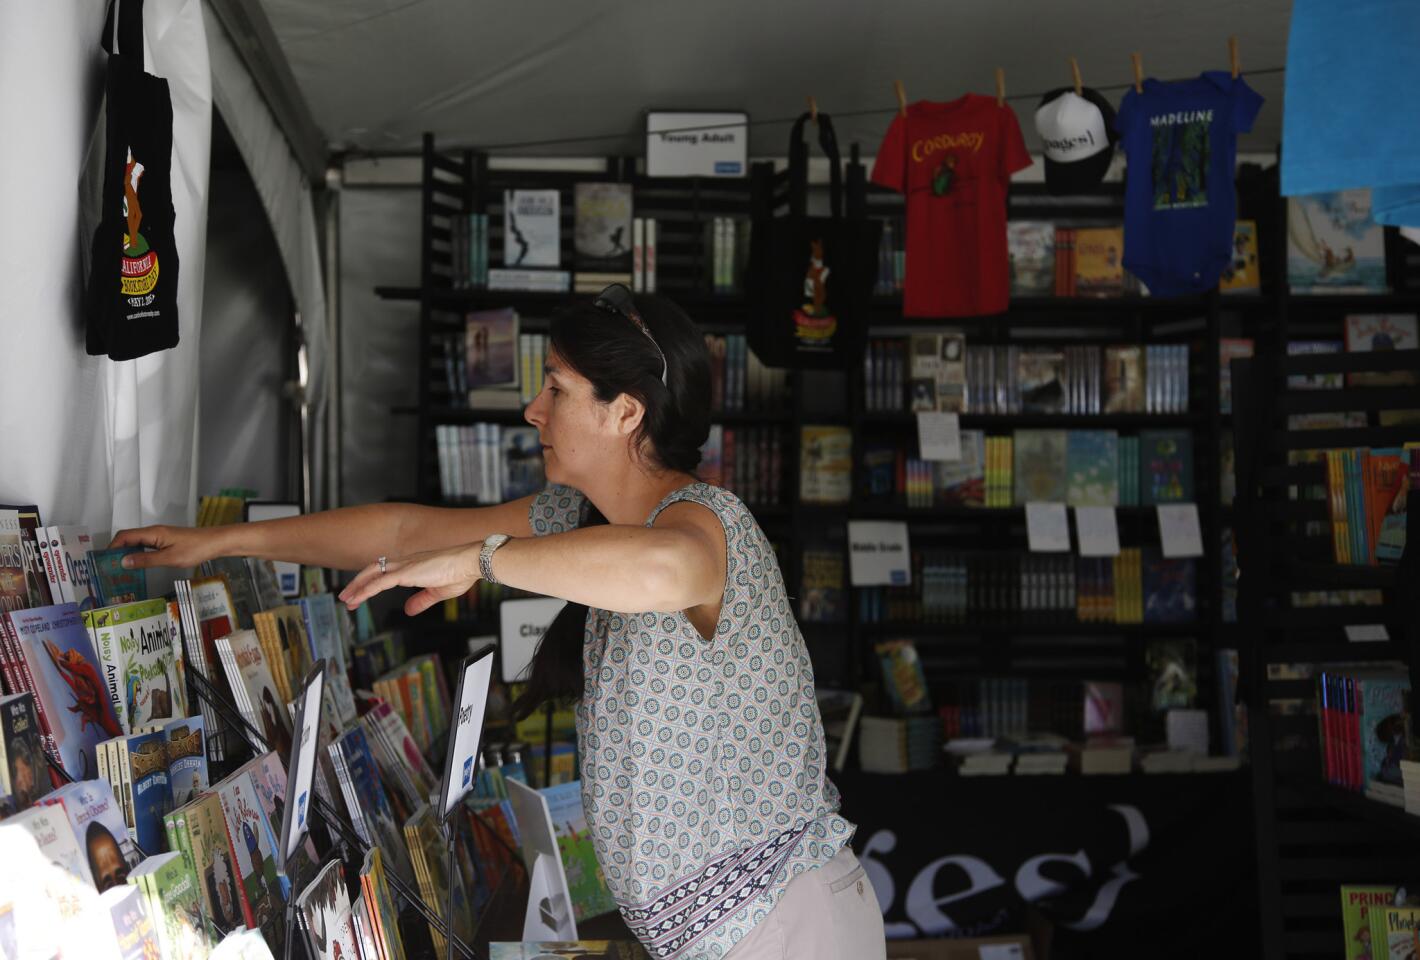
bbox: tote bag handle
[786,112,843,220]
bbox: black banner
[837,769,1257,959]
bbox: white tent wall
[336,186,422,509]
[0,0,210,583]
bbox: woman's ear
[608,392,646,437]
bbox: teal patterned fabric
[528,482,853,959]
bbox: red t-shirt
[871,95,1032,318]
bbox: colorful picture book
[84,598,186,735]
[295,858,357,960]
[1219,219,1260,293]
[1287,189,1388,293]
[573,182,633,273]
[540,781,616,922]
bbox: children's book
[1139,430,1195,505]
[180,792,246,935]
[875,639,931,714]
[936,430,986,507]
[799,426,853,504]
[86,548,146,607]
[84,598,186,735]
[296,858,358,960]
[217,630,293,760]
[128,849,209,960]
[11,602,124,780]
[215,770,285,953]
[1287,189,1388,293]
[39,778,140,891]
[1344,314,1418,387]
[1073,227,1125,296]
[0,692,49,811]
[1013,429,1068,504]
[1065,431,1119,506]
[165,716,208,808]
[330,726,414,885]
[1102,346,1144,413]
[540,781,617,921]
[1219,219,1260,293]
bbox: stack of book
[1321,446,1417,565]
[704,334,789,413]
[439,308,551,410]
[1077,736,1135,775]
[858,716,941,774]
[956,747,1015,777]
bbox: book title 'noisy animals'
[119,623,171,658]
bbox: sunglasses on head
[592,283,668,386]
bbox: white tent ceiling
[258,0,1293,159]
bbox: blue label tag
[714,161,743,175]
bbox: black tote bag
[85,0,181,361]
[747,112,880,369]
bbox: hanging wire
[423,65,1287,155]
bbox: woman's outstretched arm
[109,495,540,573]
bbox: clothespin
[1131,53,1143,93]
[1070,58,1083,96]
[1229,36,1241,79]
[995,68,1006,106]
[894,80,907,118]
[807,96,818,123]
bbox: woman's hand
[337,544,481,617]
[108,525,225,570]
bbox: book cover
[215,771,285,950]
[4,803,92,887]
[11,603,123,779]
[0,503,53,609]
[1102,346,1144,413]
[1013,429,1068,503]
[936,334,967,413]
[128,849,208,960]
[540,780,617,921]
[1141,550,1197,624]
[799,426,852,504]
[203,559,258,630]
[573,182,633,273]
[1065,431,1120,506]
[246,750,319,878]
[1145,638,1197,712]
[936,430,986,507]
[124,729,173,857]
[503,189,560,268]
[1007,221,1055,296]
[1286,340,1344,391]
[1375,906,1420,960]
[0,692,46,811]
[218,630,294,760]
[86,548,145,607]
[1344,314,1419,387]
[465,308,520,390]
[1357,675,1408,788]
[165,716,208,808]
[181,792,245,935]
[875,639,931,714]
[85,598,184,735]
[799,544,845,623]
[1287,189,1388,293]
[40,779,140,891]
[103,883,161,960]
[0,512,32,643]
[501,426,547,500]
[53,526,99,610]
[1369,449,1410,563]
[1139,430,1194,505]
[1073,227,1125,296]
[296,858,358,960]
[1340,886,1395,960]
[331,726,415,885]
[1017,350,1067,413]
[1219,219,1260,293]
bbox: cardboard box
[885,935,1034,960]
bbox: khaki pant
[726,847,887,960]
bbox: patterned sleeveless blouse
[529,481,854,959]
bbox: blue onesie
[1115,72,1264,297]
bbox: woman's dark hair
[510,293,711,720]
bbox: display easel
[277,662,325,960]
[436,647,497,960]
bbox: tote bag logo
[793,238,838,347]
[119,148,160,299]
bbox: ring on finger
[378,555,387,574]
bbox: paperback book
[84,598,186,735]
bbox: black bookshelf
[1232,333,1420,959]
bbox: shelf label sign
[646,112,749,178]
[848,520,911,586]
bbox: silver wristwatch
[479,533,511,584]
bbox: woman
[113,285,885,960]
